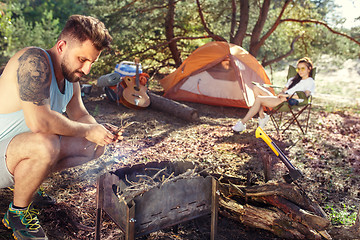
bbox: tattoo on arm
[17,48,51,106]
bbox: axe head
[283,169,303,183]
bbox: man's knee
[31,134,61,164]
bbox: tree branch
[250,0,291,56]
[258,0,292,48]
[281,18,360,46]
[112,35,213,59]
[153,36,213,50]
[196,0,227,42]
[261,34,302,67]
[137,0,182,13]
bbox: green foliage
[259,0,329,61]
[325,204,357,225]
[18,0,85,26]
[0,7,13,57]
[86,0,211,76]
[6,9,59,55]
[0,0,359,77]
[0,0,86,57]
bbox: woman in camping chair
[232,57,315,132]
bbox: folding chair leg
[269,93,312,135]
[270,114,281,136]
[281,105,311,135]
[282,109,305,134]
[304,104,312,133]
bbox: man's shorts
[0,137,15,188]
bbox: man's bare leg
[51,136,105,172]
[6,133,61,208]
[6,133,106,208]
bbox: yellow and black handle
[255,127,303,183]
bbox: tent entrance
[180,62,245,100]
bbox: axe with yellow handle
[255,127,303,183]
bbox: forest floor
[0,82,359,239]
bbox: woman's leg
[253,85,273,97]
[252,85,274,118]
[241,95,284,124]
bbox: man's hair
[58,15,112,51]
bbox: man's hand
[103,123,124,143]
[84,124,115,146]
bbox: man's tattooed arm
[17,48,51,106]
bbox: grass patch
[325,204,358,226]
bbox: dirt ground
[0,84,359,240]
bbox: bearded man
[0,15,120,239]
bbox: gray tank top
[0,48,74,141]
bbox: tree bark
[217,178,331,239]
[230,0,249,46]
[148,92,199,122]
[165,0,182,68]
[249,0,270,56]
[249,0,292,57]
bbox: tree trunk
[230,0,249,46]
[249,0,270,56]
[165,0,182,68]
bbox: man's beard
[61,60,84,83]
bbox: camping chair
[269,91,312,135]
[268,65,316,135]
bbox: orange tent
[160,41,273,108]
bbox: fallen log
[220,197,324,239]
[148,92,199,122]
[245,182,327,218]
[217,178,331,239]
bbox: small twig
[229,182,246,198]
[118,167,202,199]
[125,174,135,185]
[161,172,175,185]
[136,174,156,184]
[152,167,167,180]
